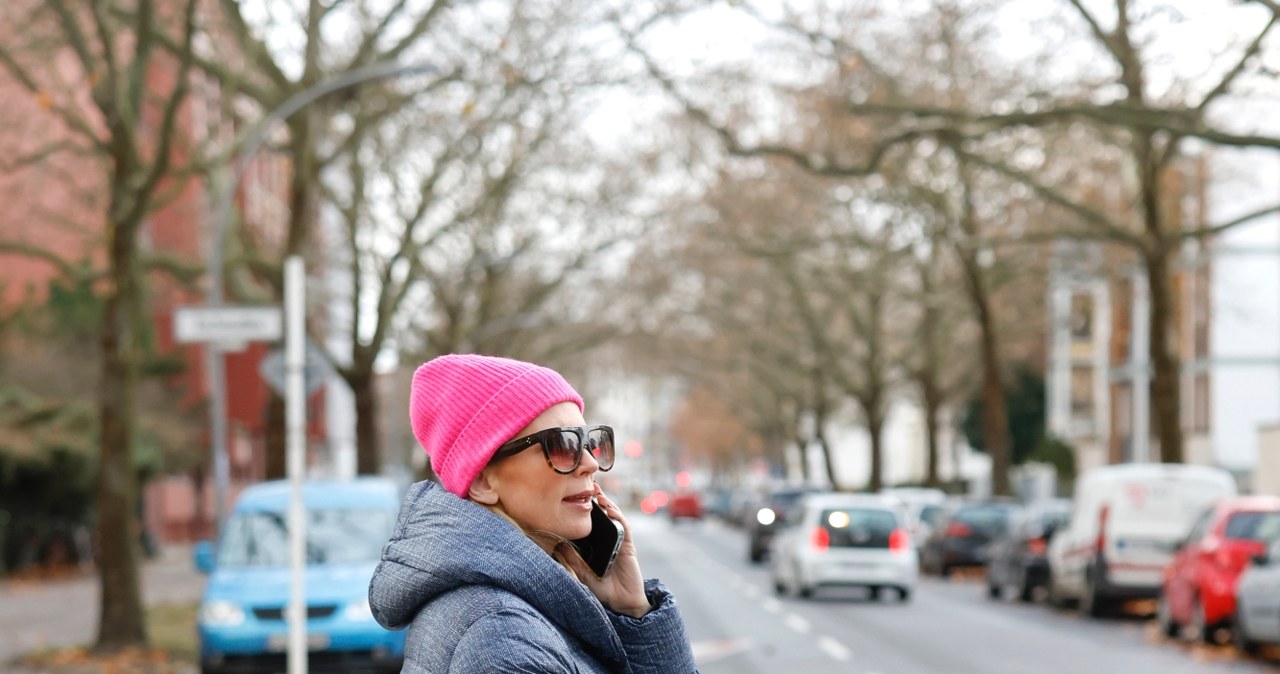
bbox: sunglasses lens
[545,430,580,472]
[588,428,614,470]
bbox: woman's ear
[468,468,500,505]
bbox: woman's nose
[576,444,600,475]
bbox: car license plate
[267,633,330,652]
[1116,538,1169,553]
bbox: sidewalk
[0,546,206,671]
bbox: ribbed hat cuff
[436,367,583,497]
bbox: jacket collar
[370,480,628,669]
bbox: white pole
[285,256,308,674]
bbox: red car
[668,492,704,521]
[1158,496,1280,642]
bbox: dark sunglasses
[489,425,615,474]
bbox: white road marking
[817,635,852,661]
[690,637,752,664]
[762,598,782,613]
[784,613,811,633]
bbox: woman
[369,353,699,673]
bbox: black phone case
[570,501,624,577]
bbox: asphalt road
[633,513,1279,674]
[5,515,1276,674]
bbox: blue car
[194,478,405,674]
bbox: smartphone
[570,499,624,578]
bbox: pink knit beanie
[409,354,584,497]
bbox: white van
[1046,463,1237,617]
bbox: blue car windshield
[218,509,392,567]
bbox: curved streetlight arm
[207,60,439,305]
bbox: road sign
[175,305,282,343]
[259,342,335,396]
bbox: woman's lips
[563,492,593,510]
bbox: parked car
[881,487,948,551]
[1234,528,1280,656]
[668,491,705,521]
[1157,496,1280,642]
[1046,463,1237,617]
[702,487,734,521]
[985,498,1072,601]
[195,478,406,674]
[769,492,917,601]
[748,487,816,563]
[920,498,1020,577]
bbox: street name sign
[175,305,282,343]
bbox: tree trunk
[815,430,840,491]
[264,392,286,480]
[791,411,811,485]
[1146,248,1183,462]
[974,293,1012,496]
[350,369,383,475]
[957,163,1013,496]
[94,213,147,650]
[922,379,942,488]
[916,260,943,488]
[867,407,885,493]
[190,464,207,540]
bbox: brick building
[0,7,322,545]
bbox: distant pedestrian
[369,354,698,673]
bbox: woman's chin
[561,515,592,541]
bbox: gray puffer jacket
[369,480,699,673]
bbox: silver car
[1233,516,1280,656]
[769,493,917,601]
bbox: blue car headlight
[343,598,375,622]
[200,600,246,627]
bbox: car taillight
[1026,537,1047,555]
[811,527,830,552]
[889,528,909,555]
[946,522,972,537]
[1095,504,1109,557]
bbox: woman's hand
[561,486,651,618]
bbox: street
[634,514,1276,674]
[3,512,1277,673]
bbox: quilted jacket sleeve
[447,607,584,674]
[606,579,700,674]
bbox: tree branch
[952,146,1143,248]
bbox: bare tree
[0,0,200,651]
[693,0,1280,465]
[316,0,616,474]
[897,205,978,488]
[612,0,1032,494]
[152,0,468,478]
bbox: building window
[1070,294,1093,341]
[1070,366,1092,418]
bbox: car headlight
[200,600,246,627]
[343,598,375,622]
[757,508,776,526]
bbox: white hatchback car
[769,493,917,601]
[1233,524,1280,656]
